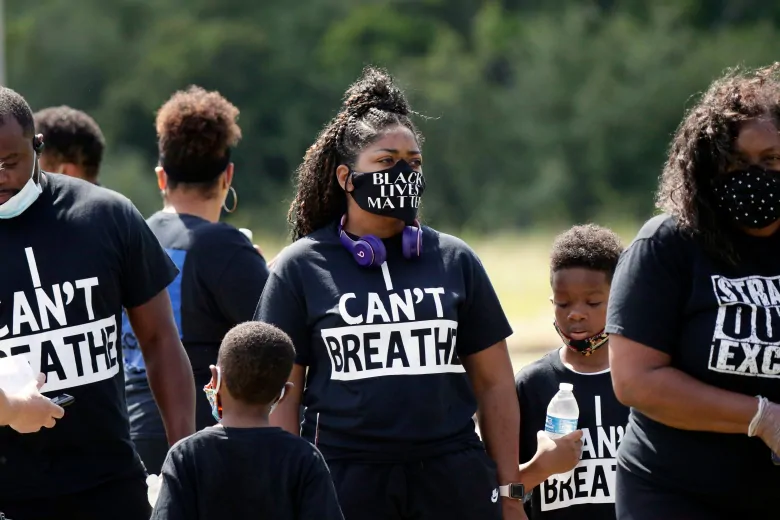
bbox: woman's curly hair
[156,85,241,190]
[657,62,780,264]
[288,66,423,240]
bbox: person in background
[517,224,629,519]
[0,375,64,434]
[151,321,345,520]
[33,105,105,184]
[256,65,580,520]
[0,86,194,520]
[607,63,780,519]
[122,86,270,476]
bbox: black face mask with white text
[347,160,426,225]
[712,166,780,229]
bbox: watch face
[509,483,525,499]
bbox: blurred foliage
[7,0,780,238]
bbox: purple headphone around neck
[338,214,422,268]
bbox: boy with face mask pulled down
[151,322,344,520]
[515,225,630,520]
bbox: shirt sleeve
[298,447,345,520]
[210,242,270,324]
[150,448,197,520]
[254,272,312,365]
[456,247,514,357]
[121,203,178,309]
[605,234,688,355]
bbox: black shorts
[1,475,151,520]
[328,448,502,520]
[133,436,170,476]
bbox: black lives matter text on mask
[541,396,624,512]
[367,171,424,211]
[321,287,463,381]
[709,275,780,379]
[0,247,119,392]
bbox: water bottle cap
[559,383,574,392]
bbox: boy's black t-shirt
[516,348,629,519]
[122,212,269,437]
[254,221,513,461]
[151,426,344,520]
[606,214,780,512]
[0,173,178,500]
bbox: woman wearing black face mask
[607,64,780,520]
[254,67,578,520]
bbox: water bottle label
[545,415,578,435]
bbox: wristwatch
[499,483,532,502]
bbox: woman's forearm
[618,365,758,433]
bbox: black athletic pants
[134,437,169,476]
[1,475,150,520]
[328,448,502,520]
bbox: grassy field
[252,225,641,374]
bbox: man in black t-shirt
[0,87,196,520]
[517,225,629,520]
[34,105,105,185]
[151,322,344,520]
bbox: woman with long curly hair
[607,64,780,519]
[254,66,582,520]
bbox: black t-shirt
[123,212,269,437]
[516,349,629,520]
[254,221,512,461]
[151,426,344,520]
[606,214,780,512]
[0,173,177,500]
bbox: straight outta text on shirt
[0,247,119,392]
[710,274,780,378]
[322,287,463,381]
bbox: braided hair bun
[288,65,423,240]
[341,67,411,119]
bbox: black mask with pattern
[712,166,780,229]
[553,321,609,356]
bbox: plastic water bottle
[545,382,579,481]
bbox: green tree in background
[7,0,780,238]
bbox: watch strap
[498,483,532,502]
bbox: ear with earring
[223,185,238,213]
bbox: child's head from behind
[550,224,623,356]
[207,321,295,419]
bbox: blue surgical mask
[0,152,41,219]
[203,366,222,422]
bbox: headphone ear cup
[402,225,422,259]
[361,235,387,266]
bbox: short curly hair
[657,62,780,264]
[156,85,241,190]
[550,224,624,281]
[218,322,295,406]
[288,66,423,240]
[34,106,104,180]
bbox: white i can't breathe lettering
[541,396,625,512]
[0,248,120,392]
[322,285,463,381]
[709,275,780,379]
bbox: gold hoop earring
[223,186,238,213]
